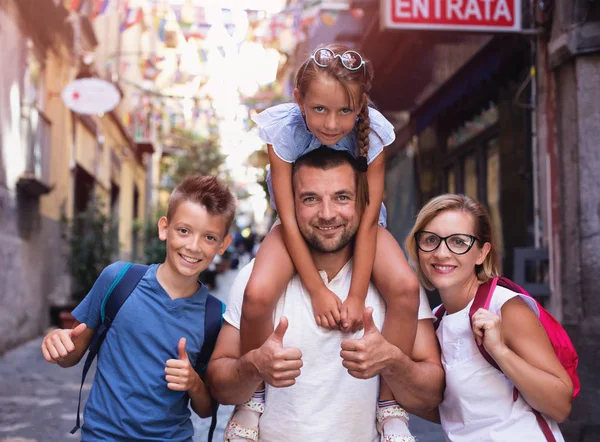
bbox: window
[20,38,51,193]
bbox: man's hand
[165,338,202,392]
[41,323,88,364]
[340,307,395,379]
[310,286,342,329]
[340,296,365,332]
[251,317,303,387]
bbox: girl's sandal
[224,397,264,442]
[376,404,416,442]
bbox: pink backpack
[434,277,580,441]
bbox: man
[206,148,444,441]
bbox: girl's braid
[357,100,371,159]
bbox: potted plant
[59,198,119,328]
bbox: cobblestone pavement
[0,264,444,442]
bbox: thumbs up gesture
[165,337,201,392]
[340,307,389,379]
[251,317,303,388]
[42,323,88,364]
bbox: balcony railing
[18,107,52,196]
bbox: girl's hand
[340,296,365,332]
[310,287,342,329]
[471,308,506,355]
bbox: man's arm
[382,318,444,421]
[340,310,444,422]
[205,318,302,405]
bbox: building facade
[0,0,153,354]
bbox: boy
[41,175,235,441]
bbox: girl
[225,44,421,442]
[405,194,573,441]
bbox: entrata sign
[382,0,522,32]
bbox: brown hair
[405,194,500,290]
[167,175,237,235]
[294,43,375,214]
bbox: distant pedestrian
[405,194,574,441]
[41,175,236,441]
[237,43,420,441]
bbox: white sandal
[376,404,416,442]
[224,397,264,442]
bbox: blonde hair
[405,194,500,290]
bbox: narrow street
[0,264,444,442]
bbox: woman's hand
[471,308,507,356]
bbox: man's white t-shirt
[224,258,435,442]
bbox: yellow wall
[39,44,76,221]
[38,5,153,261]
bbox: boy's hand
[41,323,88,364]
[165,338,202,392]
[340,296,365,332]
[310,287,342,329]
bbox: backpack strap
[468,278,501,370]
[433,305,446,331]
[71,263,148,434]
[469,277,557,442]
[197,293,224,442]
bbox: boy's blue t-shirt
[72,261,214,442]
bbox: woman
[405,194,573,441]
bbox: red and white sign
[381,0,521,32]
[61,78,121,115]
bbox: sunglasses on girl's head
[415,231,480,255]
[305,48,366,77]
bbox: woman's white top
[434,285,565,442]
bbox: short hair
[167,175,236,234]
[292,146,357,179]
[405,194,500,290]
[292,147,368,214]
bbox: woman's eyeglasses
[415,231,480,255]
[303,48,366,77]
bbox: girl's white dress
[434,285,565,441]
[252,103,395,227]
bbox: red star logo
[72,91,80,100]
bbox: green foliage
[162,128,225,189]
[62,199,119,302]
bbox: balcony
[17,108,52,197]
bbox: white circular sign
[61,78,121,115]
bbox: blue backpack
[71,263,224,442]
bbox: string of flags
[59,0,366,137]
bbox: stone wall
[0,186,69,355]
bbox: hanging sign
[61,78,121,114]
[381,0,521,32]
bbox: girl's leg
[227,224,295,442]
[372,226,420,441]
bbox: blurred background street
[0,0,599,440]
